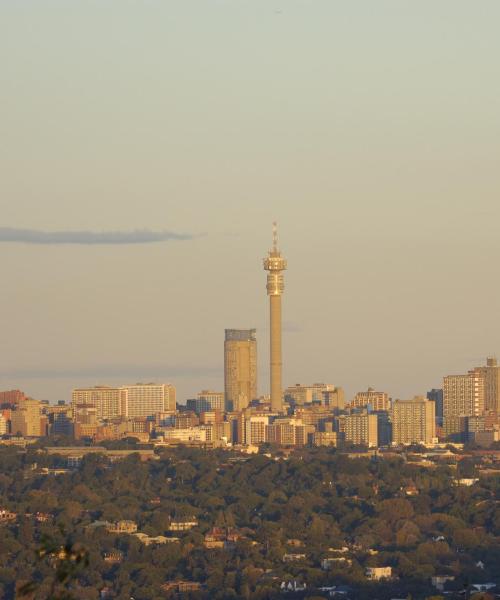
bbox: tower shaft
[269,294,282,412]
[263,223,287,413]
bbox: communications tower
[263,222,287,413]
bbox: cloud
[0,227,194,245]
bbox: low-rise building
[106,520,138,534]
[168,517,198,531]
[283,553,306,563]
[366,566,392,581]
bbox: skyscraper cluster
[0,225,499,449]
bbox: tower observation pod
[263,222,287,413]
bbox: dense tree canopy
[0,445,498,599]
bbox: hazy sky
[1,1,500,403]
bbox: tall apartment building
[343,412,378,448]
[244,415,270,445]
[352,388,390,412]
[474,357,500,414]
[224,329,257,412]
[443,371,485,435]
[187,390,224,415]
[10,398,42,437]
[123,383,176,418]
[72,387,125,420]
[391,397,436,445]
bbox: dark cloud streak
[0,227,194,245]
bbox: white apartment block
[123,384,176,418]
[72,383,176,420]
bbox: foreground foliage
[0,445,499,599]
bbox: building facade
[187,390,224,414]
[10,398,42,437]
[443,372,485,436]
[343,412,378,447]
[474,357,500,414]
[224,329,257,412]
[352,388,390,412]
[123,383,176,418]
[391,397,436,445]
[72,387,125,420]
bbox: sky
[1,1,500,404]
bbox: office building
[73,404,98,440]
[343,412,378,447]
[352,388,390,412]
[322,387,345,411]
[224,329,257,411]
[187,390,224,415]
[374,411,392,446]
[391,397,436,445]
[427,389,444,424]
[263,223,287,413]
[10,398,42,437]
[284,383,336,406]
[266,418,313,446]
[47,404,74,437]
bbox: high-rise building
[224,329,257,411]
[443,371,485,436]
[266,418,313,446]
[0,413,8,435]
[245,415,270,445]
[284,383,335,406]
[73,404,98,439]
[263,223,287,413]
[72,386,126,420]
[343,412,378,447]
[427,389,444,424]
[46,404,74,437]
[187,391,224,415]
[322,387,345,412]
[352,388,390,412]
[10,398,42,437]
[474,357,500,414]
[391,397,436,445]
[122,383,176,418]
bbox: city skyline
[2,2,500,403]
